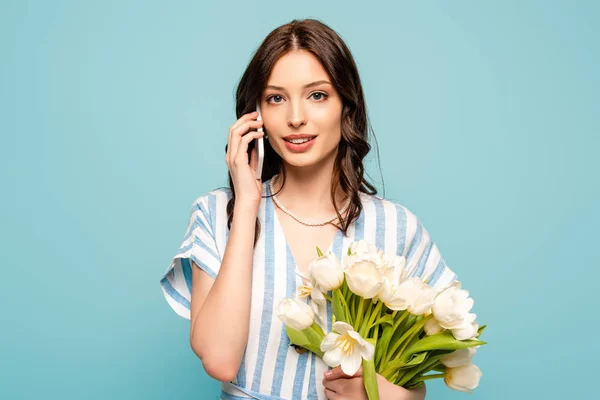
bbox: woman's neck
[271,162,347,219]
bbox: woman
[160,18,457,400]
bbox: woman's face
[260,50,343,168]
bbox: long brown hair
[225,18,384,247]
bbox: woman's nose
[288,106,307,128]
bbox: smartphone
[255,101,264,180]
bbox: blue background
[1,1,597,399]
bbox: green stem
[397,355,437,387]
[354,297,366,331]
[363,299,374,335]
[378,311,408,371]
[360,299,382,337]
[394,327,420,361]
[366,300,383,328]
[393,310,409,331]
[370,323,380,349]
[384,315,432,366]
[412,373,445,383]
[334,288,352,325]
[322,292,332,302]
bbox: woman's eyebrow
[265,80,332,91]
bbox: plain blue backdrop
[1,1,598,399]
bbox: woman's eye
[311,92,328,101]
[267,95,283,103]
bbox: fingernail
[324,370,332,377]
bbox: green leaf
[477,324,487,337]
[405,351,428,367]
[285,325,324,357]
[402,330,486,360]
[369,314,394,330]
[362,337,379,400]
[316,246,324,257]
[381,352,427,377]
[375,323,394,370]
[286,325,310,347]
[309,321,325,337]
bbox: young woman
[160,19,457,400]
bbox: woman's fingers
[324,388,340,400]
[323,377,366,400]
[324,366,363,380]
[227,111,258,146]
[227,117,262,166]
[234,130,264,167]
[224,110,265,206]
[226,111,257,166]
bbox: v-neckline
[266,178,351,280]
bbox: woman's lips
[283,136,317,152]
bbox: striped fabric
[159,177,457,400]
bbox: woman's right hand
[225,110,265,209]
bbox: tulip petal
[323,347,343,368]
[347,330,365,345]
[441,348,477,368]
[333,321,354,335]
[320,332,340,352]
[340,350,362,376]
[452,322,479,341]
[424,318,443,336]
[359,339,375,361]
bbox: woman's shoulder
[187,187,233,226]
[191,186,232,206]
[360,192,421,224]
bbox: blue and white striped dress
[159,176,457,400]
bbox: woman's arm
[189,200,258,382]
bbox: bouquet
[277,240,486,399]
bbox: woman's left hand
[322,366,426,400]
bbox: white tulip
[297,280,326,306]
[377,254,406,308]
[309,297,325,327]
[310,284,327,305]
[424,317,444,336]
[440,347,478,368]
[432,281,479,340]
[344,260,383,299]
[406,279,437,315]
[309,251,344,291]
[277,297,315,331]
[294,268,328,329]
[344,240,387,269]
[452,320,479,341]
[381,253,408,282]
[444,363,482,393]
[348,239,374,256]
[310,285,327,328]
[320,321,375,376]
[378,277,436,314]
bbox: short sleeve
[159,194,223,320]
[402,208,458,292]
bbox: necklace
[269,175,352,227]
